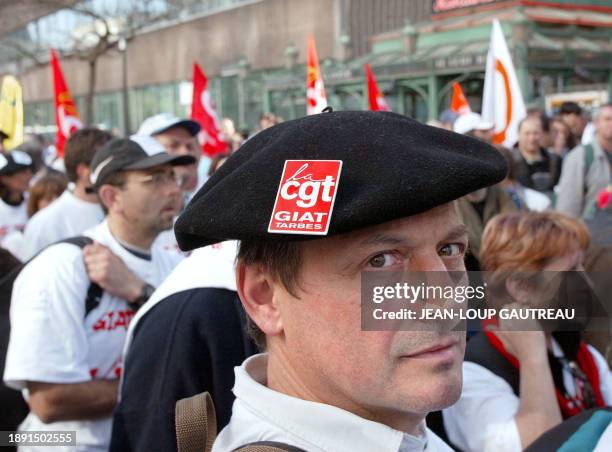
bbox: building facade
[1,0,610,136]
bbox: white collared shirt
[213,354,453,452]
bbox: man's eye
[368,253,399,268]
[439,243,465,257]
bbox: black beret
[175,111,507,250]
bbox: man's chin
[393,368,463,412]
[424,372,463,410]
[157,216,176,232]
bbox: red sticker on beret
[268,160,342,235]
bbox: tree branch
[0,38,45,66]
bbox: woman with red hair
[443,211,611,452]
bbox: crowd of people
[0,100,610,452]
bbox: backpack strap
[584,143,595,182]
[0,236,103,318]
[59,236,95,248]
[174,391,306,452]
[176,392,217,452]
[233,442,307,452]
[582,144,597,218]
[57,236,103,317]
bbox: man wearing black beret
[175,110,507,452]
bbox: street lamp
[283,43,300,119]
[338,33,351,61]
[237,57,250,127]
[284,43,299,70]
[118,37,130,135]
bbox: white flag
[482,19,526,147]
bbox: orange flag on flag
[306,35,328,115]
[191,62,228,157]
[365,64,390,112]
[50,49,82,157]
[482,19,526,146]
[450,82,471,115]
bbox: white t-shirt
[0,197,28,246]
[22,190,104,260]
[1,230,27,261]
[214,354,453,452]
[3,220,182,452]
[153,228,185,256]
[443,340,612,452]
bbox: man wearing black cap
[174,110,507,451]
[0,150,33,249]
[3,135,194,452]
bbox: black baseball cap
[90,135,196,188]
[0,150,34,176]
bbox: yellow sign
[0,76,24,150]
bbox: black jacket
[110,287,258,452]
[0,248,28,442]
[512,147,562,193]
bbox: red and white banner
[306,35,328,115]
[191,62,228,157]
[51,49,82,157]
[268,160,342,235]
[450,82,471,115]
[365,64,390,112]
[482,19,526,147]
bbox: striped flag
[482,20,526,146]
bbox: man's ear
[98,184,120,213]
[236,261,283,337]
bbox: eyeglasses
[129,171,181,188]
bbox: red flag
[306,35,327,115]
[365,64,390,112]
[51,49,82,157]
[450,82,471,115]
[191,62,228,157]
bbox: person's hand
[490,303,548,362]
[83,242,144,302]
